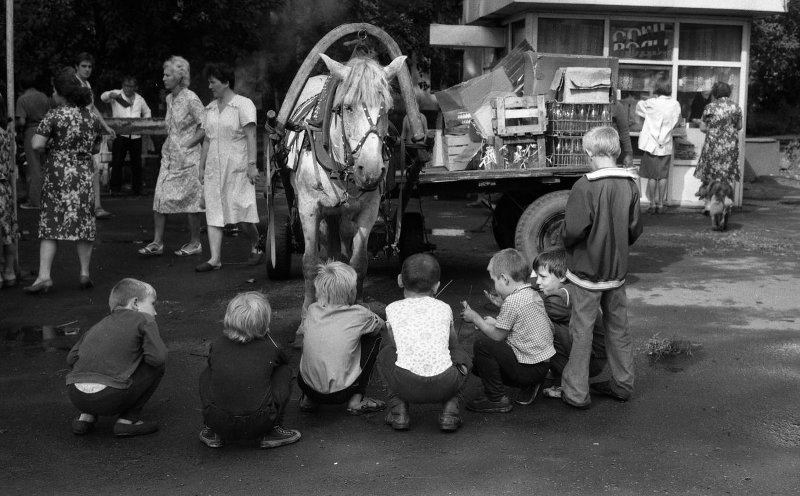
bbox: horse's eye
[344,105,353,113]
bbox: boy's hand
[483,290,502,308]
[460,301,477,323]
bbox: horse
[288,53,406,347]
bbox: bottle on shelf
[589,104,598,123]
[555,138,562,166]
[577,105,587,133]
[601,104,610,124]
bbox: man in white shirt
[101,77,152,196]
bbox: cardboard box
[551,67,611,103]
[524,53,618,100]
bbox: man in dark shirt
[15,74,51,209]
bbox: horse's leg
[296,204,321,348]
[349,194,381,300]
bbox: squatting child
[297,261,386,415]
[377,253,472,432]
[198,291,301,449]
[560,126,643,409]
[531,248,607,398]
[461,248,554,412]
[66,278,167,437]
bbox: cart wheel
[514,190,570,262]
[398,212,425,262]
[267,214,293,280]
[492,194,525,249]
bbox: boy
[66,278,167,437]
[297,261,386,415]
[377,253,472,432]
[561,126,643,409]
[462,248,554,412]
[531,248,607,396]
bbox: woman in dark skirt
[24,67,102,294]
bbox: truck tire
[398,212,425,262]
[491,194,524,249]
[267,215,293,280]
[514,190,570,263]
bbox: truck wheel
[491,194,524,249]
[399,212,425,262]
[267,215,293,280]
[514,190,570,262]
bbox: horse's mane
[333,57,393,111]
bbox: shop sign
[611,22,673,60]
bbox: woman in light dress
[195,63,260,272]
[138,55,205,258]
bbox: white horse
[289,53,406,346]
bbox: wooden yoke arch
[275,23,425,143]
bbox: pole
[6,0,18,277]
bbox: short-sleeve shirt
[386,297,453,377]
[15,89,51,129]
[299,303,384,393]
[495,284,555,364]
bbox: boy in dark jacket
[561,126,643,409]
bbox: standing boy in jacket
[561,126,643,409]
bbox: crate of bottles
[546,102,612,135]
[547,135,588,167]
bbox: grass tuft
[645,334,702,360]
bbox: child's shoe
[384,400,410,431]
[299,393,319,413]
[589,381,630,402]
[71,418,95,435]
[438,397,462,432]
[113,419,159,437]
[543,385,563,398]
[198,426,223,448]
[513,383,541,406]
[466,395,513,413]
[259,425,301,449]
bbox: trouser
[199,365,292,441]
[23,127,43,207]
[377,345,471,404]
[297,334,381,404]
[561,284,634,406]
[550,314,607,379]
[110,136,143,194]
[472,337,549,401]
[67,363,165,422]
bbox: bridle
[336,101,389,192]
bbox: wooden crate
[491,94,548,168]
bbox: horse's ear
[320,53,351,81]
[384,56,408,80]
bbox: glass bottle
[589,104,598,123]
[577,105,587,133]
[555,138,562,166]
[601,105,610,124]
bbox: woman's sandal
[138,242,164,256]
[346,397,386,416]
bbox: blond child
[377,253,472,432]
[561,126,642,409]
[462,248,554,412]
[198,292,300,449]
[66,278,166,437]
[297,261,386,415]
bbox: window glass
[677,66,740,120]
[538,18,604,56]
[679,24,742,61]
[617,65,672,133]
[511,20,526,48]
[610,20,674,60]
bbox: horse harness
[302,76,389,205]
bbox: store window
[677,66,740,120]
[610,20,674,60]
[618,65,672,134]
[538,18,604,55]
[679,24,742,62]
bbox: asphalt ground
[1,176,799,495]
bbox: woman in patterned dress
[0,123,20,288]
[693,82,742,211]
[195,63,260,272]
[24,67,102,294]
[138,55,205,258]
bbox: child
[462,248,554,412]
[66,278,167,437]
[561,126,643,409]
[531,248,607,397]
[377,253,472,432]
[198,292,300,449]
[297,261,386,415]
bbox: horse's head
[321,53,406,191]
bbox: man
[101,77,152,196]
[15,74,51,209]
[74,52,116,219]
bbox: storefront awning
[464,0,787,25]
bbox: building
[430,0,787,206]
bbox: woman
[0,122,20,288]
[195,63,260,272]
[693,81,742,211]
[138,55,205,258]
[636,77,682,214]
[24,67,102,294]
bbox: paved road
[1,185,799,495]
